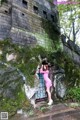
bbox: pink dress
[40,68,52,89]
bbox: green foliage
[48,50,80,88]
[39,45,80,101]
[47,0,53,3]
[0,32,79,113]
[0,40,38,113]
[1,0,7,4]
[15,45,49,86]
[66,88,80,102]
[58,3,80,44]
[0,89,26,115]
[41,19,60,40]
[0,39,50,87]
[1,39,58,114]
[41,19,61,51]
[64,60,80,87]
[1,39,80,88]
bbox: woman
[40,63,53,105]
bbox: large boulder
[0,62,25,114]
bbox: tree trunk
[72,21,76,43]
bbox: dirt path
[10,103,80,120]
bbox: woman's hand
[41,65,43,68]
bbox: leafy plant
[66,88,80,102]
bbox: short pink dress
[40,68,52,89]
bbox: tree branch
[75,27,80,35]
[69,24,73,38]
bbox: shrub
[66,88,80,102]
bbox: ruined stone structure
[61,35,80,65]
[0,0,79,64]
[0,0,59,46]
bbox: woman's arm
[40,66,48,74]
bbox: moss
[11,21,61,52]
[48,50,80,88]
[0,69,26,115]
[41,19,61,50]
[0,39,50,87]
[1,39,80,89]
[66,87,80,102]
[0,89,26,116]
[16,46,50,87]
[1,25,80,111]
[32,19,61,52]
[0,39,52,114]
[1,0,7,4]
[34,33,53,51]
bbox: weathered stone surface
[61,34,66,45]
[0,0,59,44]
[0,2,11,39]
[61,36,80,65]
[0,13,11,40]
[0,62,23,99]
[67,40,75,51]
[10,27,37,45]
[12,8,31,31]
[63,45,80,65]
[67,40,80,55]
[74,44,80,55]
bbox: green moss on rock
[0,39,53,115]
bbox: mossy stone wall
[0,0,60,48]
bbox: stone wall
[63,45,80,65]
[11,0,59,33]
[10,27,37,45]
[0,0,59,46]
[0,13,11,39]
[61,36,80,65]
[0,3,11,39]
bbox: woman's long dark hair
[42,59,48,71]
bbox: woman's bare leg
[46,87,53,105]
[46,88,52,101]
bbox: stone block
[10,28,37,46]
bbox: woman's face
[44,65,46,69]
[43,65,48,70]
